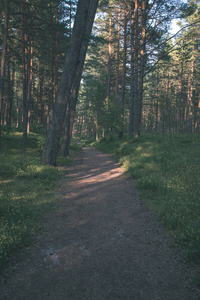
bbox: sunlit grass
[93,134,200,264]
[0,131,81,267]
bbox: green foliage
[0,132,73,267]
[30,124,46,135]
[69,139,82,153]
[93,134,200,264]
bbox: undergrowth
[93,134,200,265]
[0,130,80,267]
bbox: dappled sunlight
[136,146,143,152]
[0,179,14,184]
[63,165,124,207]
[80,168,122,184]
[141,153,151,158]
[1,145,199,299]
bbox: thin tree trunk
[115,1,121,99]
[0,0,8,145]
[55,3,59,103]
[50,4,55,108]
[42,0,95,165]
[129,1,135,135]
[115,2,121,130]
[155,71,159,133]
[60,0,99,156]
[6,41,12,126]
[188,57,194,133]
[138,0,147,135]
[27,37,33,133]
[21,0,29,159]
[39,71,45,126]
[178,61,184,133]
[106,14,112,100]
[133,0,139,138]
[197,97,200,133]
[119,1,127,139]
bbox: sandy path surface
[0,147,200,300]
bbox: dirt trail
[0,147,200,300]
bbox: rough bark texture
[60,0,99,157]
[42,0,92,165]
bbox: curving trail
[0,147,199,299]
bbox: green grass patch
[93,134,200,264]
[0,131,79,267]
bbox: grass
[0,130,81,267]
[92,134,200,264]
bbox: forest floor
[0,147,200,300]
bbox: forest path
[1,147,199,300]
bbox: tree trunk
[60,0,99,156]
[155,71,159,133]
[50,4,55,108]
[21,0,29,159]
[138,0,147,135]
[129,1,135,135]
[188,57,194,133]
[115,1,121,99]
[39,71,45,126]
[60,103,72,157]
[0,0,8,145]
[133,0,139,138]
[106,14,112,100]
[6,41,12,126]
[119,1,127,139]
[27,37,33,133]
[42,0,97,165]
[55,3,59,103]
[197,97,200,133]
[115,2,121,130]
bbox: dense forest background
[0,0,200,157]
[1,0,200,270]
[76,0,200,139]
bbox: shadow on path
[0,147,199,300]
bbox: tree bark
[60,0,99,156]
[133,0,139,138]
[21,0,29,159]
[129,1,135,135]
[115,1,121,99]
[138,0,147,134]
[106,14,112,100]
[55,3,59,103]
[50,4,55,108]
[6,41,12,126]
[60,102,73,157]
[27,36,33,133]
[133,0,147,138]
[188,54,194,133]
[42,0,96,165]
[119,1,127,139]
[0,0,8,145]
[115,1,121,129]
